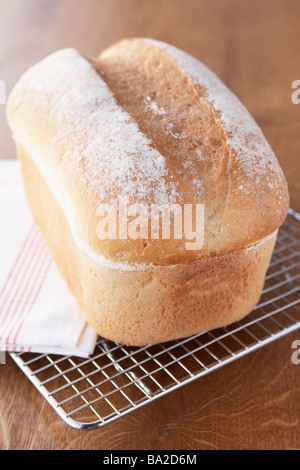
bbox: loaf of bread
[7,38,289,345]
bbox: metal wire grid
[10,209,300,430]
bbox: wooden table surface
[0,0,299,450]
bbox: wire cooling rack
[10,209,300,430]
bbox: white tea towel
[0,159,98,357]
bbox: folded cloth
[0,159,98,357]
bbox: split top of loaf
[7,38,289,266]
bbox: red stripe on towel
[12,257,52,346]
[0,227,42,338]
[4,243,51,347]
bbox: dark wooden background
[0,0,299,450]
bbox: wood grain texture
[0,0,299,450]
[0,331,300,450]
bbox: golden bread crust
[7,39,289,266]
[18,144,277,345]
[6,39,289,345]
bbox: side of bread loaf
[7,39,289,266]
[17,143,277,345]
[6,38,289,345]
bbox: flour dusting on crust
[144,38,285,195]
[9,49,178,208]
